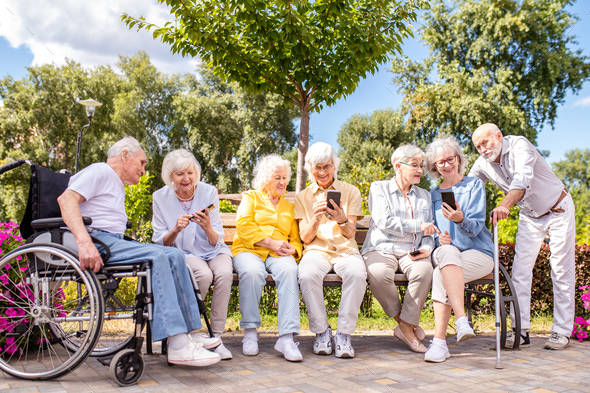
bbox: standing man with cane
[469,123,576,350]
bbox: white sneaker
[424,340,451,363]
[168,341,221,366]
[314,326,333,355]
[543,332,570,350]
[242,334,259,356]
[189,333,221,350]
[274,338,303,362]
[456,323,476,343]
[334,332,354,358]
[214,341,233,360]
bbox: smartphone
[409,250,421,256]
[200,203,216,213]
[192,203,216,222]
[441,191,456,210]
[326,190,341,210]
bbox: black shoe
[506,329,530,348]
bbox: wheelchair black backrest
[20,165,72,239]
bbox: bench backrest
[220,213,371,246]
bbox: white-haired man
[295,142,366,358]
[58,137,222,366]
[469,124,575,350]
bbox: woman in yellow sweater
[232,154,303,362]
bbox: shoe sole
[425,353,451,363]
[335,351,354,358]
[543,343,569,350]
[313,347,333,356]
[457,332,476,343]
[274,344,302,362]
[168,356,221,367]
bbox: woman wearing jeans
[232,154,303,362]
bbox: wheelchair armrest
[31,216,92,230]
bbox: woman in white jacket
[152,149,233,359]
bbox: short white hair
[252,154,292,191]
[425,136,467,179]
[161,149,202,186]
[107,136,143,158]
[391,144,425,169]
[304,142,341,183]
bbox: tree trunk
[296,105,310,193]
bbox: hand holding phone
[409,250,421,256]
[441,191,456,210]
[326,190,341,210]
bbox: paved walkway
[1,332,589,393]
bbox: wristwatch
[338,219,349,227]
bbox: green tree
[337,108,414,180]
[122,0,426,191]
[553,148,590,241]
[174,68,299,192]
[390,0,590,146]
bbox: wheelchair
[0,160,213,386]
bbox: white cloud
[573,96,590,107]
[0,0,197,74]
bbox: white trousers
[298,251,367,335]
[511,193,576,335]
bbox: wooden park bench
[220,212,521,348]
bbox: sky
[1,0,589,165]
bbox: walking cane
[493,218,503,369]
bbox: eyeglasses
[399,162,424,170]
[434,155,457,168]
[313,164,333,172]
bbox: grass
[220,297,557,336]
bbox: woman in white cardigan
[152,149,233,359]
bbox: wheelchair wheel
[109,348,144,387]
[0,243,103,380]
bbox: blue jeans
[233,252,300,335]
[91,232,202,341]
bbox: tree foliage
[553,148,590,241]
[391,0,590,146]
[0,52,298,222]
[337,109,414,179]
[122,0,426,191]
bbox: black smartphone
[441,191,456,210]
[409,250,421,256]
[326,190,341,210]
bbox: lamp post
[75,99,102,173]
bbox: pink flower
[0,274,9,286]
[3,263,11,270]
[575,316,589,327]
[36,338,49,345]
[577,330,588,342]
[4,337,17,355]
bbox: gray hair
[107,136,143,159]
[161,149,202,186]
[391,144,425,171]
[304,142,341,183]
[252,154,292,191]
[425,136,467,179]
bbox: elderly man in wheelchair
[0,137,221,386]
[58,137,221,363]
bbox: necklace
[173,185,195,201]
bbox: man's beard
[483,142,502,162]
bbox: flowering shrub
[572,286,590,342]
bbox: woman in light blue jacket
[425,137,494,363]
[153,149,233,359]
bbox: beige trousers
[298,250,367,335]
[431,245,493,305]
[364,250,433,325]
[185,254,233,334]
